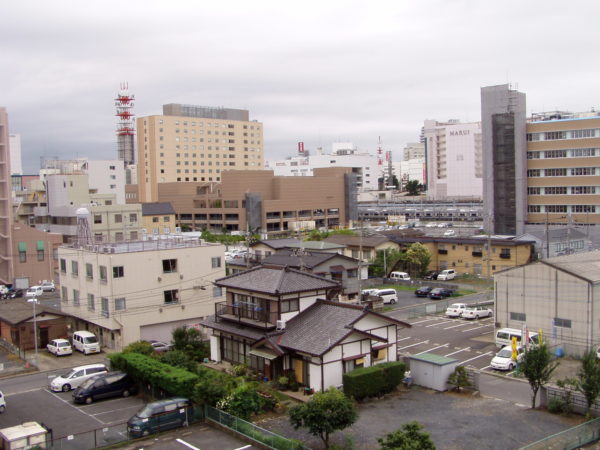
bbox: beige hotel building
[526,112,600,227]
[137,104,264,203]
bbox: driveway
[259,387,584,449]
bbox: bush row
[343,361,406,400]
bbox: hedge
[343,361,406,400]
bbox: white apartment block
[423,120,482,200]
[8,134,22,175]
[58,236,226,350]
[391,158,425,189]
[403,142,425,161]
[267,143,381,191]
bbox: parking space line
[443,322,471,330]
[462,324,493,332]
[460,352,493,365]
[415,344,449,355]
[44,389,104,424]
[176,438,201,450]
[445,347,470,357]
[396,336,411,342]
[426,320,454,328]
[481,365,491,370]
[410,318,440,325]
[397,340,429,350]
[5,387,44,397]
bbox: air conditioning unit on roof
[276,320,285,330]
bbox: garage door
[140,319,202,343]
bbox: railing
[519,417,600,450]
[205,405,308,450]
[215,301,272,325]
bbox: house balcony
[215,301,276,330]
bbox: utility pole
[545,211,550,259]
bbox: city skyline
[2,0,600,173]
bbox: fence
[544,384,600,416]
[519,416,600,450]
[50,422,129,449]
[205,405,309,450]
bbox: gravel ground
[258,387,584,450]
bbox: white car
[25,286,43,298]
[490,346,524,371]
[40,280,56,292]
[49,364,108,392]
[47,338,73,356]
[148,340,173,353]
[462,306,493,320]
[445,303,467,318]
[443,230,455,236]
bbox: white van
[389,272,411,281]
[495,328,539,349]
[363,288,398,305]
[72,331,101,355]
[49,363,108,392]
[437,269,456,281]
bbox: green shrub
[217,383,268,420]
[160,350,197,372]
[192,370,231,406]
[343,362,405,400]
[277,376,289,390]
[379,361,406,392]
[547,397,565,414]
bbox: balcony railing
[215,301,275,329]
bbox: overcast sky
[2,0,599,174]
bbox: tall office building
[0,108,14,284]
[137,104,264,202]
[481,84,527,235]
[423,119,482,200]
[526,111,600,228]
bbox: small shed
[408,353,458,391]
[0,421,48,449]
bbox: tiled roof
[141,202,176,216]
[386,235,535,247]
[323,235,391,247]
[199,315,266,341]
[215,266,340,294]
[261,250,357,270]
[0,300,67,325]
[255,239,345,251]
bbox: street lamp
[27,298,39,365]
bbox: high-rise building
[0,108,14,284]
[423,119,482,200]
[137,104,264,202]
[8,134,22,175]
[481,84,527,235]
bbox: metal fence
[50,422,129,449]
[519,416,600,450]
[205,405,309,450]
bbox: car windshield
[136,405,154,419]
[84,336,98,344]
[497,348,513,358]
[62,369,77,378]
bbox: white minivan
[495,328,539,349]
[364,288,398,305]
[437,269,456,281]
[49,363,108,392]
[389,272,411,281]
[72,331,101,355]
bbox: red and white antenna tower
[115,82,135,165]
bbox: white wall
[8,134,22,175]
[86,160,126,204]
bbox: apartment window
[36,241,44,261]
[545,168,567,177]
[281,298,299,313]
[545,187,567,195]
[101,297,109,318]
[71,261,79,276]
[164,289,179,304]
[544,150,567,158]
[500,248,511,258]
[152,217,159,223]
[363,250,372,260]
[572,148,596,157]
[18,242,26,263]
[572,205,596,213]
[115,297,126,311]
[60,258,67,273]
[527,169,541,177]
[571,129,596,139]
[99,265,107,282]
[130,231,138,240]
[85,263,93,279]
[73,289,80,306]
[553,317,571,328]
[545,131,566,140]
[87,293,95,311]
[528,187,541,195]
[130,213,137,222]
[546,205,568,213]
[162,259,177,273]
[213,286,222,297]
[347,269,358,278]
[94,214,102,224]
[510,312,526,321]
[113,266,124,278]
[572,186,596,194]
[211,257,221,268]
[114,214,122,223]
[572,167,595,176]
[526,151,541,159]
[528,205,541,213]
[526,133,541,141]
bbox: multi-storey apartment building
[137,104,264,203]
[526,111,600,227]
[423,119,483,200]
[0,108,13,285]
[58,236,225,350]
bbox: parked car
[148,340,173,353]
[462,306,493,320]
[423,271,439,280]
[2,288,23,299]
[490,345,524,371]
[414,286,433,297]
[25,286,43,298]
[445,303,467,317]
[127,398,193,438]
[429,287,454,300]
[437,269,456,280]
[0,391,5,413]
[443,230,455,236]
[72,330,101,355]
[49,363,108,392]
[40,281,55,292]
[389,271,410,281]
[73,372,137,404]
[47,338,73,356]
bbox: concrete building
[481,84,528,235]
[141,202,176,235]
[267,143,380,192]
[391,158,425,190]
[58,236,226,350]
[423,120,482,200]
[12,224,63,288]
[494,250,600,356]
[0,108,13,285]
[134,167,357,235]
[88,201,143,243]
[137,104,264,203]
[8,134,22,175]
[403,142,425,160]
[517,228,591,259]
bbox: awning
[329,265,345,273]
[36,240,44,251]
[18,242,26,252]
[342,352,369,362]
[372,343,393,350]
[249,348,279,361]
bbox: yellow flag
[511,336,518,361]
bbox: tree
[391,175,400,189]
[447,366,471,392]
[172,327,209,361]
[289,387,358,449]
[520,343,559,408]
[160,349,197,372]
[405,243,432,277]
[369,249,406,278]
[378,421,435,450]
[575,350,600,417]
[404,180,422,196]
